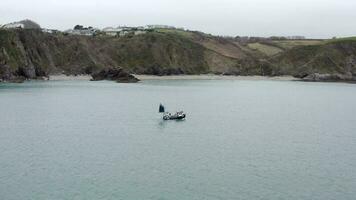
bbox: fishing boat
[159,104,186,120]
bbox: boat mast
[159,104,165,113]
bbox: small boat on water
[159,104,186,120]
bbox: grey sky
[1,0,355,38]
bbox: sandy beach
[134,74,300,81]
[49,75,92,81]
[48,74,300,81]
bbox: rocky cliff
[269,38,356,81]
[1,28,356,82]
[0,29,255,82]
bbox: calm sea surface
[0,79,356,200]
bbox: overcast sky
[1,0,355,38]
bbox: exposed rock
[0,65,25,83]
[302,73,354,82]
[0,65,13,80]
[222,69,240,76]
[9,76,26,83]
[91,67,140,83]
[16,66,36,79]
[293,72,309,79]
[134,66,185,76]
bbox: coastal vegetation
[1,24,356,82]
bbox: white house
[65,26,99,36]
[2,22,24,29]
[102,27,123,36]
[42,28,60,34]
[119,26,136,31]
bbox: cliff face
[0,29,54,80]
[0,29,258,81]
[270,39,356,81]
[1,28,356,82]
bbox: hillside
[1,28,356,82]
[0,28,261,81]
[270,39,356,81]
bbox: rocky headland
[91,67,140,83]
[1,21,356,83]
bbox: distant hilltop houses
[64,24,182,37]
[64,25,100,36]
[1,19,307,40]
[0,20,183,37]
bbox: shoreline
[134,74,300,81]
[1,74,300,83]
[48,75,92,81]
[3,74,356,83]
[48,74,300,81]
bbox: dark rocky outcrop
[301,73,355,82]
[91,67,140,83]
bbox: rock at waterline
[91,68,140,83]
[302,73,355,82]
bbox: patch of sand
[134,74,300,81]
[49,75,91,81]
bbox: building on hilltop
[2,22,24,29]
[65,25,99,36]
[102,27,123,36]
[102,26,148,37]
[2,19,41,29]
[42,28,60,34]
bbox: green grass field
[154,28,195,39]
[324,37,356,44]
[247,42,283,56]
[272,40,323,49]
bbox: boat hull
[163,113,186,120]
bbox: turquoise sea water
[0,79,356,200]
